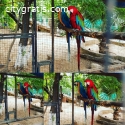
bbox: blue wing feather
[60,10,72,61]
[79,82,88,120]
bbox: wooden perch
[77,96,123,107]
[3,90,15,96]
[58,23,125,40]
[19,92,43,100]
[80,54,125,65]
[30,104,44,113]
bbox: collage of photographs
[0,0,125,125]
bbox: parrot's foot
[73,29,79,32]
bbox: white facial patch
[87,81,90,85]
[70,9,73,13]
[67,10,70,15]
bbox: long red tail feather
[91,105,94,125]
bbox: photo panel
[43,73,124,125]
[0,73,44,125]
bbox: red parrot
[84,79,98,125]
[17,82,27,114]
[68,6,85,71]
[24,82,33,117]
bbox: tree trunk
[0,74,6,116]
[14,0,32,69]
[49,73,62,125]
[51,73,61,113]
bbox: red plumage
[85,79,98,99]
[23,82,32,117]
[68,6,85,71]
[84,79,98,125]
[68,6,84,30]
[24,82,32,94]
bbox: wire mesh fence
[0,0,125,73]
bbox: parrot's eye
[74,82,78,86]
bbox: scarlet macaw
[68,6,85,71]
[84,79,98,125]
[17,82,27,114]
[57,7,72,61]
[24,82,33,116]
[74,81,88,123]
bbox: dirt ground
[44,102,119,125]
[1,29,125,73]
[0,96,120,125]
[0,96,43,125]
[0,29,88,72]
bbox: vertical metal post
[51,0,54,72]
[32,0,37,73]
[5,75,8,121]
[104,0,116,72]
[57,74,60,125]
[72,73,74,125]
[122,73,125,124]
[0,74,4,103]
[32,35,35,72]
[14,76,17,119]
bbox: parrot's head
[55,6,61,13]
[17,82,20,85]
[17,82,22,87]
[55,6,66,13]
[74,80,82,86]
[68,6,78,15]
[74,81,79,86]
[24,82,31,88]
[84,79,94,88]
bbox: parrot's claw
[88,99,93,104]
[73,29,79,32]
